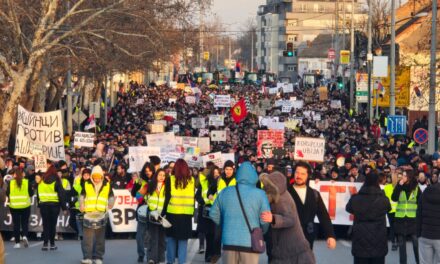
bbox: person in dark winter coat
[260,171,316,264]
[346,173,391,264]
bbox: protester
[161,159,195,264]
[382,171,399,251]
[392,170,421,264]
[417,180,440,264]
[79,165,114,264]
[260,171,315,264]
[210,161,271,264]
[6,168,32,249]
[71,168,91,241]
[36,161,67,251]
[289,162,336,250]
[346,173,391,264]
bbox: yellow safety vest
[9,179,31,209]
[395,188,418,218]
[38,181,59,203]
[214,177,236,201]
[147,185,165,212]
[73,177,82,209]
[84,182,111,213]
[199,174,211,205]
[62,178,71,190]
[383,184,397,213]
[167,176,195,215]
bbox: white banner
[209,115,225,126]
[128,146,161,173]
[191,118,206,129]
[258,116,279,127]
[294,137,325,162]
[198,137,211,153]
[108,189,138,232]
[15,105,65,161]
[310,181,363,225]
[281,101,293,113]
[269,87,278,95]
[291,100,304,109]
[160,152,184,168]
[210,130,226,142]
[146,132,176,154]
[330,100,342,109]
[73,132,95,148]
[267,121,285,130]
[221,153,235,166]
[282,83,294,93]
[213,95,231,108]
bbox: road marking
[340,240,351,248]
[29,241,44,248]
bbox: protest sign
[213,95,231,108]
[153,120,167,126]
[153,111,164,120]
[198,137,211,153]
[330,100,342,109]
[294,137,325,162]
[267,121,285,130]
[136,99,144,105]
[15,105,65,161]
[257,130,284,158]
[169,81,177,89]
[258,116,279,127]
[168,98,177,104]
[210,130,226,142]
[73,132,95,148]
[108,189,138,232]
[209,115,225,126]
[202,152,223,167]
[89,102,100,118]
[185,96,196,104]
[150,124,165,133]
[164,111,177,120]
[221,153,235,166]
[191,118,206,129]
[282,83,294,93]
[160,152,183,168]
[198,128,210,137]
[269,87,278,95]
[281,101,293,113]
[184,154,204,168]
[34,154,48,173]
[291,100,304,109]
[312,113,322,121]
[128,146,161,172]
[176,137,199,148]
[259,99,271,110]
[285,119,300,130]
[146,132,176,153]
[318,86,328,101]
[173,125,180,134]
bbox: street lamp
[428,1,437,154]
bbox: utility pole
[229,37,232,69]
[335,0,340,77]
[428,0,438,154]
[389,0,396,115]
[349,0,355,110]
[199,0,204,71]
[251,32,254,72]
[367,0,373,123]
[66,1,73,136]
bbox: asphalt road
[4,238,417,264]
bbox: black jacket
[392,184,421,235]
[417,183,440,239]
[289,185,335,246]
[346,186,391,258]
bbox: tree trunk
[0,70,32,149]
[23,59,45,110]
[47,80,64,111]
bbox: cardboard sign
[168,98,177,104]
[146,132,177,153]
[191,118,206,129]
[150,124,165,133]
[330,100,342,109]
[153,120,167,126]
[73,132,95,148]
[213,95,231,108]
[210,130,227,142]
[202,152,223,168]
[269,87,279,95]
[128,146,161,172]
[318,86,328,101]
[285,120,300,130]
[184,154,204,168]
[294,137,325,162]
[197,137,211,153]
[199,128,210,137]
[153,111,164,120]
[185,96,196,104]
[281,101,293,113]
[209,115,225,126]
[15,105,65,161]
[34,154,48,173]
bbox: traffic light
[285,42,294,57]
[336,76,344,89]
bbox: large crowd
[0,80,439,264]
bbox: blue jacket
[210,162,270,252]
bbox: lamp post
[367,0,373,124]
[390,0,396,115]
[428,0,438,154]
[349,0,355,111]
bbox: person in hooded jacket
[36,161,67,251]
[210,162,271,264]
[259,171,316,264]
[346,173,391,264]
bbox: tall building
[256,0,365,82]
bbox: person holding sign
[79,165,115,264]
[6,168,33,249]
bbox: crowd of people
[0,79,439,264]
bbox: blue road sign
[387,115,407,135]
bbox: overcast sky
[211,0,266,30]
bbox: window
[287,34,298,42]
[314,4,319,12]
[299,3,307,12]
[287,19,298,27]
[287,65,297,72]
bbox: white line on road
[339,240,352,248]
[5,241,44,256]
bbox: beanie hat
[91,165,104,178]
[149,156,161,166]
[223,160,235,170]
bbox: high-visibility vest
[84,182,111,212]
[147,185,165,212]
[214,177,236,201]
[383,184,397,213]
[73,177,82,209]
[62,178,71,190]
[9,179,31,209]
[38,181,59,203]
[199,174,211,205]
[167,176,195,215]
[395,187,418,218]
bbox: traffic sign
[340,50,350,64]
[413,128,428,145]
[203,52,210,60]
[387,115,406,135]
[328,48,335,60]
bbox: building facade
[256,0,365,82]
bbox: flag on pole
[230,98,248,124]
[85,115,96,130]
[414,86,422,97]
[235,61,241,73]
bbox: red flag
[230,98,247,124]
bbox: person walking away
[259,171,315,264]
[289,161,336,250]
[417,180,440,264]
[382,172,399,251]
[79,165,115,264]
[36,161,67,251]
[161,159,195,264]
[145,169,167,264]
[392,170,421,264]
[209,161,271,264]
[6,168,33,249]
[346,173,391,264]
